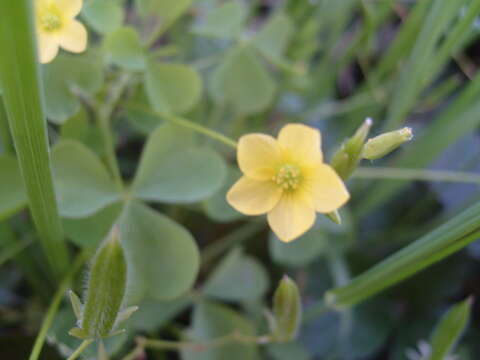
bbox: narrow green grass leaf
[326,202,480,309]
[429,298,472,360]
[383,0,465,130]
[0,156,27,220]
[0,99,13,154]
[370,0,432,82]
[0,0,69,278]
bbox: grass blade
[325,201,480,309]
[0,0,69,279]
[383,0,466,130]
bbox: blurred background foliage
[2,0,480,359]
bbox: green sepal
[68,327,89,340]
[325,210,341,225]
[330,118,372,180]
[68,290,83,321]
[115,306,139,327]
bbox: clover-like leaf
[145,62,202,115]
[52,140,121,218]
[104,27,146,71]
[42,53,103,124]
[211,46,275,115]
[132,123,226,204]
[119,201,200,302]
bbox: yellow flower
[35,0,87,64]
[227,124,350,242]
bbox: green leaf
[204,248,269,302]
[0,0,69,278]
[211,46,275,115]
[136,0,192,25]
[82,0,124,34]
[119,201,200,302]
[269,225,329,267]
[131,295,193,332]
[0,156,27,220]
[266,342,310,360]
[63,202,123,249]
[145,62,202,114]
[42,52,103,124]
[60,108,104,156]
[132,123,227,204]
[52,140,121,218]
[203,167,242,223]
[429,298,472,360]
[181,301,258,360]
[193,1,247,39]
[325,202,480,309]
[104,27,146,71]
[252,12,294,63]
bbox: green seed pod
[331,118,372,180]
[271,275,302,342]
[362,127,413,160]
[80,226,128,339]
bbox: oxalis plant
[1,0,480,359]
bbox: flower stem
[164,113,238,149]
[122,332,272,359]
[97,74,132,188]
[28,252,88,360]
[201,221,264,266]
[355,166,480,184]
[125,103,238,149]
[66,339,94,360]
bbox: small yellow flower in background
[227,124,350,242]
[35,0,87,63]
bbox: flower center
[39,9,63,32]
[273,164,301,191]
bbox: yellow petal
[267,194,316,242]
[278,123,322,165]
[227,176,282,215]
[58,20,87,53]
[37,33,59,63]
[57,0,83,17]
[305,164,349,213]
[237,133,282,180]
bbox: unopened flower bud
[331,118,372,180]
[271,275,302,342]
[363,127,413,160]
[69,226,137,340]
